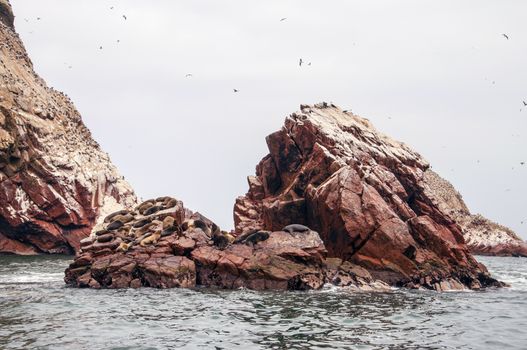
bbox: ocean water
[0,256,525,350]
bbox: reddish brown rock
[65,197,329,290]
[234,103,504,290]
[0,1,136,255]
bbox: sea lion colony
[79,196,312,257]
[65,196,349,290]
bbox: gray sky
[10,0,527,239]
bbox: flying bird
[523,101,527,106]
[99,46,103,50]
[299,58,303,66]
[123,15,127,20]
[185,74,193,78]
[502,33,509,40]
[36,17,41,21]
[110,6,114,10]
[280,18,287,22]
[521,162,525,165]
[233,89,239,93]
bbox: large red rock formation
[423,170,527,257]
[234,103,503,290]
[0,0,136,254]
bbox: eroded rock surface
[0,1,136,254]
[423,170,527,257]
[234,103,504,291]
[65,197,330,290]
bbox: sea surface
[0,256,525,350]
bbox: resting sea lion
[162,216,175,229]
[212,231,235,250]
[116,242,131,252]
[244,231,270,245]
[181,219,211,236]
[136,200,155,215]
[235,230,271,246]
[111,213,135,224]
[282,224,310,234]
[133,218,151,229]
[144,205,162,216]
[104,210,129,223]
[155,196,171,203]
[140,230,161,246]
[95,229,110,236]
[97,233,114,243]
[163,198,179,208]
[107,220,124,231]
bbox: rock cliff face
[234,103,503,290]
[0,0,136,255]
[423,170,527,257]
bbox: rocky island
[0,0,524,292]
[66,104,509,291]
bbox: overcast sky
[9,0,527,238]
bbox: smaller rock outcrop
[423,170,527,257]
[65,197,330,290]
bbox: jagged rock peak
[234,102,504,290]
[0,3,137,254]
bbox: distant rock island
[0,0,136,254]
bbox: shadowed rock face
[234,103,504,290]
[423,170,527,257]
[65,197,331,291]
[0,1,136,254]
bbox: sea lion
[143,205,162,216]
[116,242,131,252]
[181,219,211,236]
[155,196,171,203]
[95,229,110,236]
[136,200,155,214]
[244,231,270,245]
[104,209,129,223]
[212,231,235,250]
[97,233,114,243]
[282,224,310,234]
[107,220,124,231]
[235,230,271,246]
[133,218,151,229]
[110,213,135,224]
[162,216,175,229]
[161,226,178,237]
[163,198,179,208]
[140,230,161,247]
